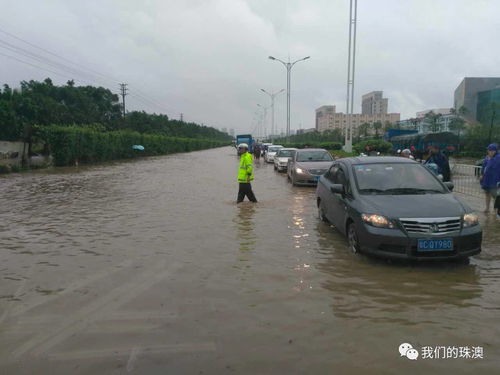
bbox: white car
[274,148,297,172]
[265,145,283,163]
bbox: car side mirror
[330,184,344,195]
[444,181,454,191]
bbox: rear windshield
[277,150,295,157]
[353,163,447,195]
[296,151,333,162]
[268,146,282,152]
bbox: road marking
[6,258,135,320]
[47,343,217,361]
[126,346,142,372]
[10,260,175,360]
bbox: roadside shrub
[354,139,393,154]
[43,125,228,166]
[0,164,10,174]
[9,164,21,172]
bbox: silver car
[287,148,335,186]
[273,148,297,172]
[265,145,283,163]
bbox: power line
[0,26,122,86]
[0,27,193,122]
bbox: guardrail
[450,163,483,198]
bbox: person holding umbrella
[480,143,500,214]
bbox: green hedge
[280,141,343,150]
[43,125,228,166]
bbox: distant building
[315,105,336,130]
[454,77,500,121]
[397,110,456,134]
[316,105,399,135]
[476,88,500,126]
[362,91,388,115]
[416,108,452,119]
[229,128,235,137]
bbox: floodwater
[0,146,499,374]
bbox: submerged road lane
[0,146,499,374]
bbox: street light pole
[257,103,271,139]
[344,0,358,152]
[260,88,284,141]
[268,55,310,142]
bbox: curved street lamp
[268,55,310,141]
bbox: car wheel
[291,173,297,186]
[318,202,329,223]
[347,222,361,254]
[274,164,277,170]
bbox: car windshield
[354,163,447,194]
[269,147,282,152]
[296,151,333,162]
[277,150,294,157]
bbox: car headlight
[463,213,479,227]
[296,167,304,174]
[362,214,395,229]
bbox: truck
[235,134,253,154]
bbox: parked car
[316,156,482,261]
[287,148,334,186]
[265,145,283,163]
[273,148,297,172]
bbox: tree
[358,122,371,138]
[449,107,467,152]
[0,78,231,142]
[373,121,383,139]
[424,111,443,133]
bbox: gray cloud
[0,0,499,134]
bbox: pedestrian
[237,143,257,203]
[480,143,500,214]
[400,149,414,159]
[424,145,451,182]
[253,144,261,160]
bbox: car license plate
[314,176,320,182]
[417,238,453,251]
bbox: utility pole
[119,83,128,117]
[180,113,184,122]
[344,0,358,152]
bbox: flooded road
[1,146,499,374]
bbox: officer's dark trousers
[237,183,257,203]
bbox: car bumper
[294,172,322,185]
[276,164,288,171]
[357,224,482,260]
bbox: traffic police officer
[237,143,257,203]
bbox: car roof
[295,148,328,152]
[338,156,418,165]
[277,148,297,151]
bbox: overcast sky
[1,0,499,134]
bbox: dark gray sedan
[316,157,482,261]
[287,149,334,186]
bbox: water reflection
[233,203,256,253]
[314,223,483,325]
